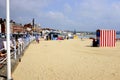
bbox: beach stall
[48,32,60,40]
[96,29,116,47]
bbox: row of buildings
[0,18,41,34]
[0,17,78,40]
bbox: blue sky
[0,0,120,31]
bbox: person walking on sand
[35,34,40,43]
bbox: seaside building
[24,23,42,34]
[0,18,24,34]
[11,22,24,34]
[24,23,33,33]
[0,18,5,33]
[0,18,42,35]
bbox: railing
[0,36,35,79]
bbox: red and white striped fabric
[100,30,116,47]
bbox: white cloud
[63,3,72,13]
[47,11,76,25]
[46,11,65,20]
[0,0,120,31]
[39,11,78,30]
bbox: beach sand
[12,39,120,80]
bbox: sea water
[79,34,120,39]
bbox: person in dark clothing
[92,39,97,47]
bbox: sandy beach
[12,39,120,80]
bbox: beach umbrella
[6,0,12,80]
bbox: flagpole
[6,0,12,80]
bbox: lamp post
[6,0,12,80]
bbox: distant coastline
[78,34,120,39]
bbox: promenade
[12,39,120,80]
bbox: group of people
[0,33,34,69]
[0,40,14,58]
[0,37,24,58]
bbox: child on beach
[35,34,40,43]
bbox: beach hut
[96,29,116,47]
